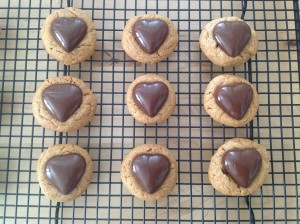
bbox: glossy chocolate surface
[51,17,87,52]
[222,148,262,188]
[133,82,169,117]
[132,154,170,194]
[45,153,86,195]
[133,19,169,54]
[43,84,82,122]
[215,83,253,120]
[213,21,251,57]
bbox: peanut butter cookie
[199,17,258,67]
[120,144,178,201]
[126,74,176,124]
[203,74,259,127]
[32,76,97,132]
[41,7,96,65]
[208,138,270,196]
[122,14,178,64]
[37,144,93,202]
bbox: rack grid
[0,0,299,223]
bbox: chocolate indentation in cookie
[45,153,86,195]
[133,82,169,117]
[222,148,262,188]
[132,154,170,194]
[215,83,253,120]
[213,21,251,57]
[133,19,169,54]
[43,84,83,122]
[51,17,87,52]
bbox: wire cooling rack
[0,0,299,223]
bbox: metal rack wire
[0,0,299,223]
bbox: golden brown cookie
[41,7,96,65]
[32,76,97,132]
[37,144,93,202]
[122,14,178,64]
[203,74,259,127]
[126,74,176,124]
[208,138,270,196]
[120,144,177,201]
[199,17,258,67]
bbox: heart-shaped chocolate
[43,84,83,122]
[215,83,253,120]
[133,82,169,117]
[51,17,87,52]
[45,153,86,195]
[222,148,262,188]
[133,19,169,54]
[132,154,170,194]
[213,21,251,57]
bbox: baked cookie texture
[37,144,93,202]
[32,76,97,132]
[208,138,270,196]
[120,144,178,201]
[199,17,258,67]
[41,7,96,65]
[203,74,259,127]
[126,74,176,124]
[122,14,178,64]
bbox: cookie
[120,144,177,201]
[41,7,96,65]
[37,144,93,202]
[203,74,258,127]
[126,74,176,124]
[199,17,258,67]
[32,76,97,132]
[208,138,270,196]
[122,14,178,64]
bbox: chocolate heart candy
[51,17,87,52]
[133,82,169,117]
[215,83,253,120]
[43,84,83,122]
[213,21,251,57]
[132,154,170,194]
[222,148,262,188]
[45,153,86,195]
[133,19,169,54]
